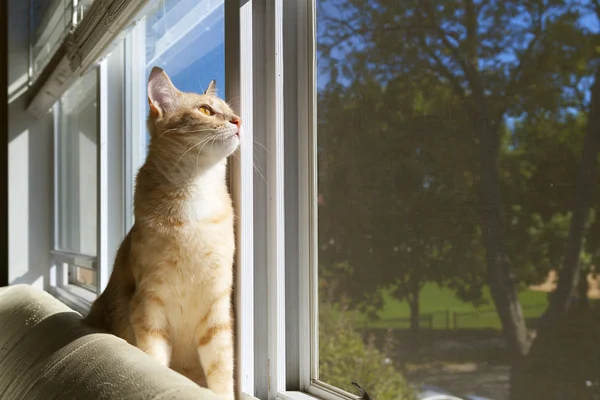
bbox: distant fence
[452,303,547,330]
[362,304,547,331]
[362,310,452,330]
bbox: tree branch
[464,0,478,66]
[425,48,467,99]
[500,9,544,114]
[323,13,469,99]
[420,0,482,94]
[593,0,600,21]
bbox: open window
[289,1,600,400]
[51,68,99,310]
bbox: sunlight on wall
[78,130,97,255]
[8,0,53,290]
[30,276,44,290]
[8,73,29,103]
[8,129,29,281]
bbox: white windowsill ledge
[51,284,94,316]
[278,392,323,400]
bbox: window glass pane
[142,0,224,147]
[126,0,225,222]
[74,0,94,24]
[57,71,98,256]
[30,0,95,81]
[31,0,73,79]
[31,0,55,34]
[143,0,225,90]
[71,266,96,292]
[316,1,599,400]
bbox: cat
[83,66,240,400]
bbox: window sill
[278,392,323,400]
[279,390,465,400]
[51,284,94,316]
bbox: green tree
[317,72,481,337]
[318,0,590,360]
[501,111,594,292]
[316,1,600,398]
[319,301,417,400]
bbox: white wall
[8,0,54,290]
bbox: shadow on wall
[7,0,54,290]
[8,90,53,290]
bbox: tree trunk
[544,67,600,319]
[479,147,530,357]
[476,109,531,400]
[577,269,590,311]
[473,97,531,358]
[408,286,420,335]
[407,282,421,358]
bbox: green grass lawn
[352,283,550,330]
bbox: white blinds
[27,0,149,119]
[30,0,95,82]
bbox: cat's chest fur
[130,204,234,333]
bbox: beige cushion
[0,284,220,400]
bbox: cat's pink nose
[231,117,242,129]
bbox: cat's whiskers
[195,140,202,171]
[252,155,267,184]
[157,127,213,139]
[158,126,184,138]
[182,128,215,135]
[252,137,271,155]
[207,133,222,153]
[190,132,230,169]
[193,135,218,165]
[198,132,225,154]
[174,135,219,167]
[226,139,267,184]
[230,150,265,184]
[225,96,240,106]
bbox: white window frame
[253,0,361,399]
[232,0,341,399]
[50,65,101,313]
[123,18,147,231]
[229,0,288,399]
[50,44,128,315]
[225,0,255,397]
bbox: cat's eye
[199,106,214,116]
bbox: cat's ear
[147,66,179,118]
[204,80,217,96]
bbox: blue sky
[143,0,226,97]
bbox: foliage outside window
[315,1,600,399]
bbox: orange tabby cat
[84,66,240,400]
